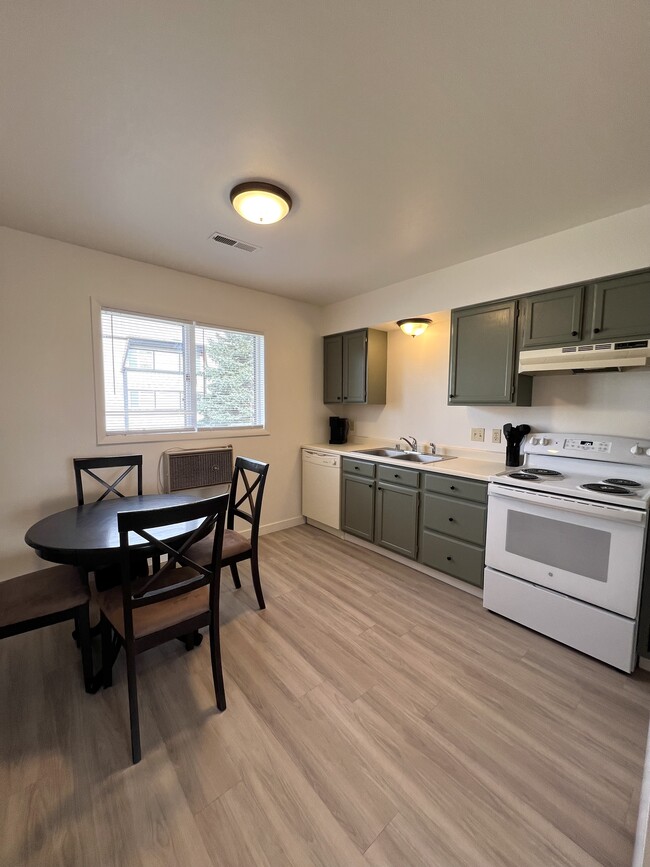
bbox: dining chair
[73,455,143,506]
[0,563,93,692]
[73,455,150,589]
[98,493,229,764]
[185,457,270,610]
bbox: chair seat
[186,528,251,566]
[0,564,89,629]
[98,567,210,639]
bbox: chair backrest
[228,457,269,543]
[74,455,143,506]
[117,493,229,642]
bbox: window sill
[97,428,270,446]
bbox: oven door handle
[488,484,647,524]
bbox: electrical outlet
[471,427,485,442]
[492,428,502,444]
[348,419,355,432]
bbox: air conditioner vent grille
[163,447,233,492]
[210,232,260,253]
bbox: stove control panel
[564,438,612,454]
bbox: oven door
[485,483,646,618]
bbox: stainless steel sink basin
[357,448,403,457]
[395,453,456,463]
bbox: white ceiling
[1,1,649,305]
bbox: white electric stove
[484,433,650,672]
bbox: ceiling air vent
[210,232,261,253]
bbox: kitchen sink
[395,453,456,463]
[357,448,404,457]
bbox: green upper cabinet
[323,328,387,404]
[448,300,532,406]
[587,271,650,342]
[520,286,585,349]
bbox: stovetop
[490,433,650,509]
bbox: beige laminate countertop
[302,441,506,482]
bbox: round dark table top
[25,494,202,569]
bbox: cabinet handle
[450,485,456,491]
[448,517,454,522]
[353,465,359,470]
[571,331,578,337]
[446,555,452,561]
[369,484,373,488]
[394,474,400,479]
[594,328,601,334]
[449,393,454,399]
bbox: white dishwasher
[302,449,341,531]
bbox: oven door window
[506,511,610,581]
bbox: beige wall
[0,228,325,579]
[321,204,650,452]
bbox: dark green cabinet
[341,460,375,541]
[520,286,585,349]
[419,474,487,588]
[323,329,387,405]
[448,300,532,406]
[375,481,419,560]
[588,271,650,341]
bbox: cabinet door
[341,475,375,541]
[520,286,584,349]
[323,334,343,403]
[342,330,367,403]
[589,271,650,341]
[449,300,519,405]
[375,482,419,559]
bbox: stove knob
[645,448,650,457]
[530,437,540,445]
[631,444,645,456]
[540,437,550,446]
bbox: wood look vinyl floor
[1,524,649,867]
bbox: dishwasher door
[302,450,341,530]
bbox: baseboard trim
[259,516,305,536]
[305,518,344,538]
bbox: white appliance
[518,338,650,375]
[301,449,341,532]
[484,433,650,672]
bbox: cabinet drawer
[423,474,487,504]
[422,493,486,546]
[342,457,375,478]
[377,464,420,488]
[420,530,484,587]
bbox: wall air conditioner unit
[163,446,233,492]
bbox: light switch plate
[471,427,485,442]
[492,428,502,444]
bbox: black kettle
[503,423,531,467]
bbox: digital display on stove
[564,438,611,453]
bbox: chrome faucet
[400,435,418,452]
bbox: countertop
[302,440,506,482]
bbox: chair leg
[209,614,226,712]
[250,552,266,610]
[100,613,114,689]
[125,644,141,764]
[77,603,94,694]
[229,562,241,590]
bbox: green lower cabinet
[341,475,375,541]
[375,482,419,559]
[420,531,485,588]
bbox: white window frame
[91,298,268,445]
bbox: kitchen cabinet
[448,300,532,406]
[419,474,487,588]
[587,270,650,341]
[341,458,375,541]
[323,328,387,405]
[375,465,419,559]
[520,286,585,349]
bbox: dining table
[25,493,206,690]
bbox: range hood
[519,339,650,375]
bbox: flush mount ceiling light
[397,318,432,337]
[230,182,292,224]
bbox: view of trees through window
[100,308,264,435]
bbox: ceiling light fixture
[230,181,292,225]
[397,318,432,337]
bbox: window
[96,306,265,440]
